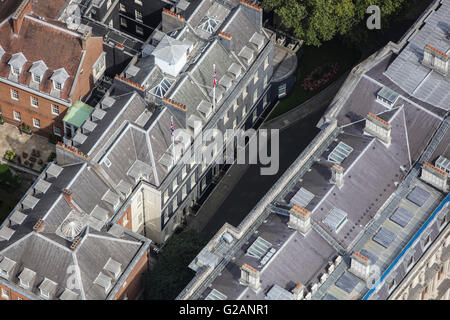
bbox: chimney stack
[349,251,371,281]
[421,162,448,192]
[330,164,344,188]
[33,219,45,233]
[12,0,32,35]
[423,44,448,75]
[218,30,233,52]
[81,29,92,50]
[364,113,392,145]
[288,205,312,235]
[240,264,261,292]
[292,283,304,300]
[70,238,81,250]
[240,1,262,28]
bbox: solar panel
[205,289,227,300]
[390,207,414,228]
[407,187,431,207]
[246,236,272,259]
[323,207,348,233]
[290,187,315,208]
[328,141,353,164]
[335,272,360,294]
[436,156,450,173]
[377,86,400,105]
[373,227,396,248]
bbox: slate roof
[384,0,450,110]
[0,14,85,101]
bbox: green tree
[262,0,407,47]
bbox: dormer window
[29,60,47,86]
[8,52,27,78]
[50,68,69,93]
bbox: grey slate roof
[384,0,450,110]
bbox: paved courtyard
[0,122,56,172]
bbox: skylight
[328,141,353,164]
[436,156,450,173]
[150,78,173,98]
[198,16,219,33]
[246,236,272,259]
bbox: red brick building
[0,0,105,137]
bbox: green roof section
[63,101,94,128]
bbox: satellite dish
[65,3,81,30]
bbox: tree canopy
[262,0,407,47]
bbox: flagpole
[213,64,216,111]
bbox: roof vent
[94,272,113,293]
[103,258,122,279]
[423,44,448,75]
[0,226,15,241]
[9,210,27,226]
[22,194,39,210]
[249,32,265,51]
[46,163,63,180]
[101,96,116,109]
[34,179,51,195]
[91,108,106,122]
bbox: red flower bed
[302,62,340,92]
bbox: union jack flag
[213,66,217,87]
[170,117,174,136]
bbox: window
[30,96,38,108]
[33,118,40,129]
[223,111,229,125]
[53,126,61,137]
[122,213,128,226]
[120,17,127,27]
[439,215,447,230]
[109,19,114,28]
[106,0,112,9]
[190,173,195,190]
[135,0,143,5]
[1,288,9,299]
[233,118,237,129]
[243,87,248,99]
[264,56,269,70]
[20,278,30,289]
[242,104,247,117]
[103,157,111,168]
[263,94,268,107]
[253,71,259,84]
[33,74,41,83]
[93,54,106,79]
[51,104,59,115]
[13,111,21,122]
[119,3,126,12]
[10,89,19,101]
[423,235,431,249]
[233,101,239,112]
[12,67,20,75]
[182,184,187,200]
[388,279,395,291]
[163,189,169,204]
[172,196,178,212]
[407,256,414,270]
[253,89,258,103]
[136,25,144,35]
[135,10,143,22]
[263,74,268,88]
[181,166,187,180]
[172,177,178,192]
[252,109,257,123]
[54,82,62,91]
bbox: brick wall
[0,283,29,300]
[113,249,149,300]
[117,205,133,230]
